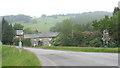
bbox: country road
[24,47,118,66]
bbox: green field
[2,45,41,66]
[34,46,118,53]
[23,16,70,33]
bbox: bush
[89,37,102,47]
[51,38,62,46]
[12,38,31,46]
[109,41,117,48]
[12,38,19,46]
[22,38,31,46]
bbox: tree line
[1,17,39,46]
[2,17,24,44]
[51,7,120,48]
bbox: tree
[2,18,15,44]
[113,7,120,15]
[41,14,47,18]
[92,9,120,47]
[35,29,38,33]
[92,20,99,30]
[58,19,73,46]
[50,22,63,32]
[13,23,24,30]
[72,24,84,46]
[2,17,9,44]
[53,19,84,46]
[118,11,120,44]
[7,24,15,43]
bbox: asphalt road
[24,47,118,66]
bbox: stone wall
[31,38,52,47]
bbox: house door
[38,41,43,46]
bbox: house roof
[24,32,59,38]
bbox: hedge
[12,38,31,46]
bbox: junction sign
[16,30,24,54]
[102,29,110,48]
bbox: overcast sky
[0,0,119,17]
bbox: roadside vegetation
[2,45,41,66]
[50,7,120,48]
[35,46,118,53]
[0,4,119,54]
[0,42,2,67]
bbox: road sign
[16,30,24,38]
[16,35,24,38]
[16,30,24,35]
[102,29,110,48]
[16,30,24,54]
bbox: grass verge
[34,46,118,53]
[2,45,41,66]
[0,42,2,67]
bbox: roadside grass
[0,42,2,67]
[2,45,41,66]
[34,46,118,53]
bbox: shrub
[22,38,31,46]
[12,38,19,46]
[12,38,31,46]
[51,38,62,46]
[89,37,102,47]
[109,41,117,48]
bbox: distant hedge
[12,38,31,46]
[22,38,31,46]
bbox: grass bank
[0,42,2,67]
[2,45,41,66]
[34,46,118,53]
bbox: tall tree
[58,19,73,46]
[2,18,15,44]
[7,24,15,44]
[72,24,84,46]
[118,11,120,44]
[113,7,120,15]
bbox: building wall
[31,37,52,47]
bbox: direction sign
[16,30,24,35]
[16,30,24,54]
[16,35,24,38]
[16,30,24,38]
[102,29,110,48]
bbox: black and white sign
[16,30,24,35]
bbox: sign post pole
[19,38,22,54]
[16,30,24,54]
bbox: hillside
[23,16,70,33]
[0,14,36,24]
[0,11,112,33]
[72,11,113,24]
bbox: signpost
[16,30,24,54]
[102,29,110,48]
